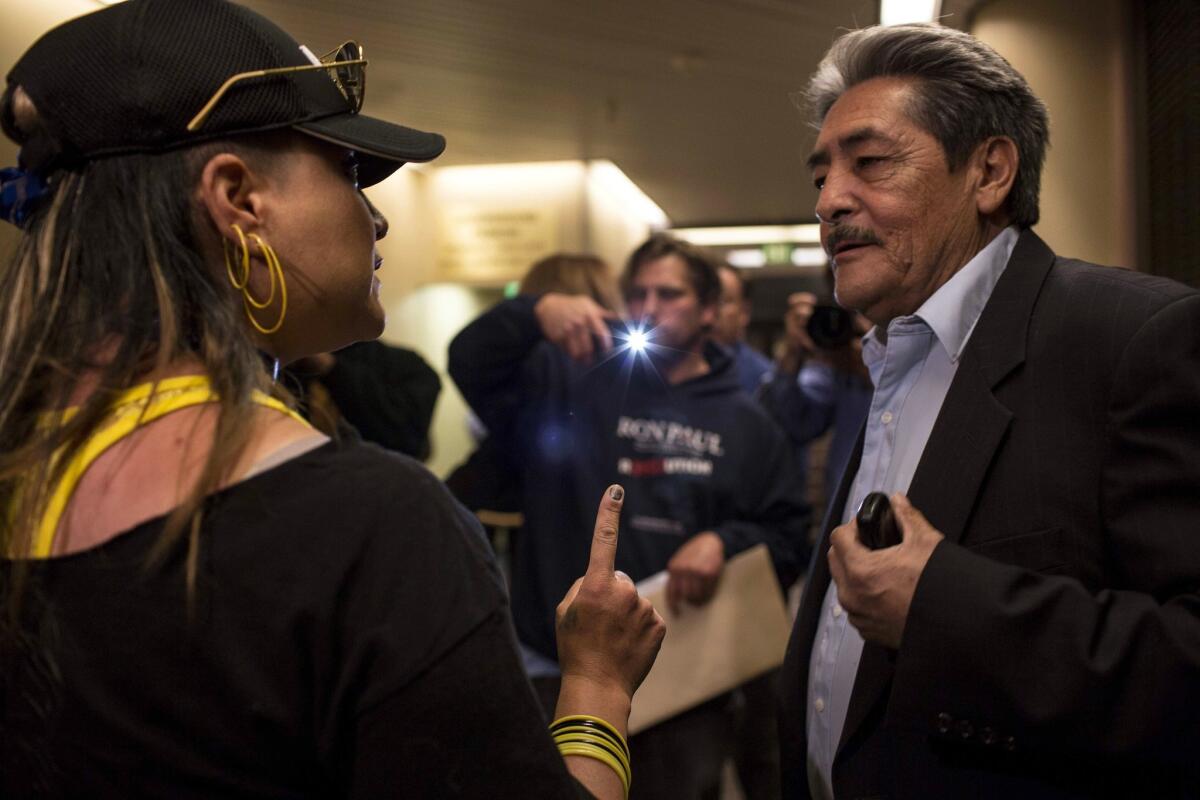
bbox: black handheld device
[855,492,901,550]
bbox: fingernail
[610,485,624,501]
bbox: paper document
[628,543,792,734]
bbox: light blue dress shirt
[806,227,1019,799]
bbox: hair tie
[0,166,49,228]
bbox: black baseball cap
[5,0,445,187]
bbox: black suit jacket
[780,231,1200,799]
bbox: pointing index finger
[588,484,624,576]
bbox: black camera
[806,304,854,349]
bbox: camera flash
[627,328,648,352]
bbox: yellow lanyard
[29,375,310,559]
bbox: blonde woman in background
[520,253,625,315]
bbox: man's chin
[832,266,884,316]
[646,333,705,362]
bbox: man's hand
[534,293,615,365]
[666,531,726,614]
[827,494,943,649]
[779,292,818,373]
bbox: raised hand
[556,485,665,698]
[779,292,819,373]
[534,293,616,365]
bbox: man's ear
[196,153,267,243]
[972,136,1019,219]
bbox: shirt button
[881,411,894,424]
[814,697,826,713]
[832,603,843,618]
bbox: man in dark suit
[778,23,1200,799]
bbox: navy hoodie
[449,296,811,661]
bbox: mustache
[825,224,883,255]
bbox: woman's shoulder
[232,437,482,545]
[271,436,443,492]
[226,439,507,708]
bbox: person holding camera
[760,292,872,506]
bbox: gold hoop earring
[243,234,278,310]
[243,235,288,335]
[223,224,251,289]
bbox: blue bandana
[1,167,49,227]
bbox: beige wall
[585,168,661,279]
[972,0,1139,268]
[380,161,656,478]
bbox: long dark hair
[0,87,287,610]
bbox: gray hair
[805,24,1049,228]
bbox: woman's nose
[363,194,389,240]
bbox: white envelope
[628,543,792,734]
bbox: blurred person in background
[288,340,441,460]
[0,2,663,797]
[446,253,622,514]
[520,252,625,313]
[450,234,810,799]
[711,264,774,395]
[758,289,872,511]
[717,267,868,800]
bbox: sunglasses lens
[333,42,365,112]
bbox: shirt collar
[911,225,1018,363]
[860,226,1019,367]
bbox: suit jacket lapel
[906,231,1055,540]
[836,230,1056,754]
[809,425,864,594]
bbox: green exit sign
[762,243,792,264]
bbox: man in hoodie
[450,235,810,800]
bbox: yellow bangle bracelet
[558,743,629,795]
[553,731,632,776]
[550,714,630,757]
[552,723,629,756]
[553,728,630,761]
[558,743,631,797]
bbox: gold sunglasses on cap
[188,41,367,133]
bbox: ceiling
[243,0,979,227]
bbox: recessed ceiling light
[880,0,942,25]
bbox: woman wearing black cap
[0,1,661,798]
